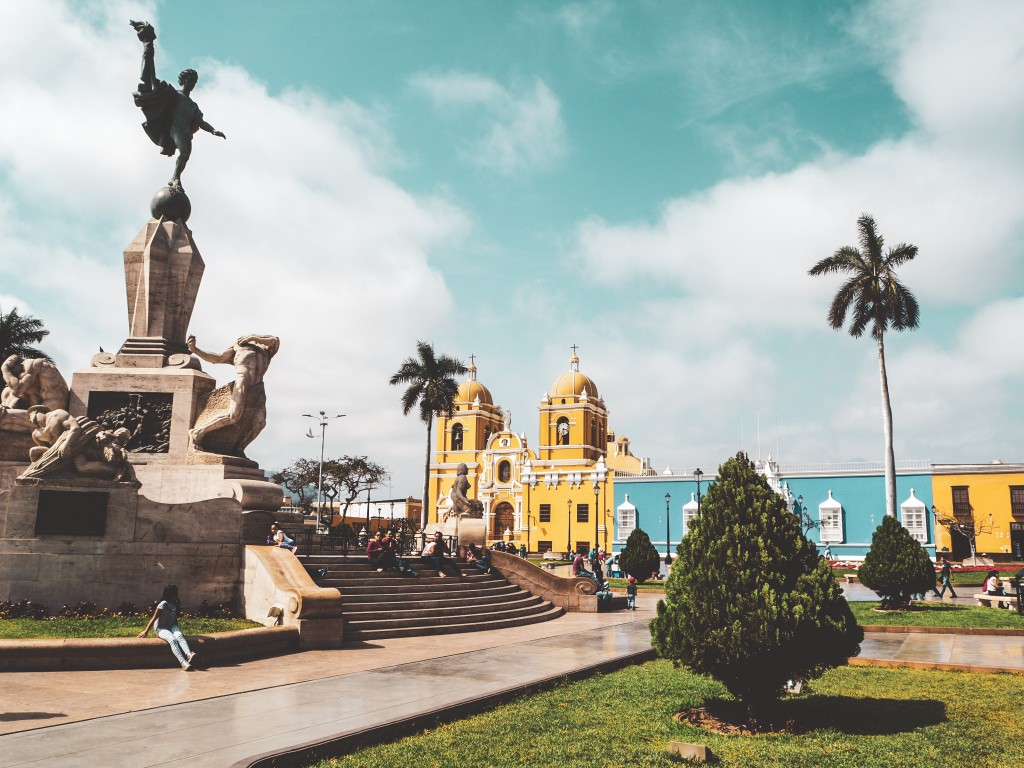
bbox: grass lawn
[0,616,261,639]
[309,660,1024,768]
[850,601,1023,629]
[607,577,668,591]
[830,567,1005,588]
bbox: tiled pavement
[2,590,1022,768]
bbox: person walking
[936,557,957,598]
[138,585,196,670]
[626,576,638,610]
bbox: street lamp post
[694,468,704,516]
[567,499,573,558]
[664,492,672,566]
[304,410,345,532]
[593,484,600,556]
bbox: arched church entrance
[492,502,515,539]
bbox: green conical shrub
[618,527,661,583]
[650,452,863,719]
[858,515,936,609]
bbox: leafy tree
[323,455,388,527]
[270,458,319,511]
[618,527,660,583]
[858,516,937,609]
[271,456,388,525]
[389,341,467,528]
[809,214,920,518]
[0,305,52,362]
[651,452,862,722]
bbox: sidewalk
[3,592,1022,768]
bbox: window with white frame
[683,506,698,535]
[901,507,927,543]
[818,491,844,544]
[617,506,636,536]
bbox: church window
[539,504,551,523]
[576,503,589,523]
[498,460,512,483]
[451,424,463,451]
[556,417,570,445]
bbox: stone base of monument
[67,359,283,516]
[430,516,486,550]
[0,477,244,607]
[68,362,216,459]
[0,460,28,491]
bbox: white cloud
[410,71,566,175]
[570,0,1024,469]
[0,2,469,487]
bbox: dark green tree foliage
[618,527,661,583]
[651,452,863,718]
[0,306,52,361]
[858,515,936,609]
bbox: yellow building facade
[427,352,649,554]
[931,463,1024,561]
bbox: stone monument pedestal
[0,476,244,607]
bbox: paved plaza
[2,590,1022,768]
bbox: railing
[616,459,933,479]
[290,528,455,559]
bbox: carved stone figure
[20,412,136,482]
[188,334,279,457]
[130,20,226,192]
[0,356,70,447]
[1,355,69,411]
[444,463,484,521]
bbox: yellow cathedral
[427,350,649,554]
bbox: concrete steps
[301,555,564,641]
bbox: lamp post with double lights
[664,492,672,566]
[694,468,704,516]
[304,411,345,532]
[593,483,600,556]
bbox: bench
[973,593,1020,609]
[542,551,563,561]
[844,574,860,584]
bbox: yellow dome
[457,361,493,405]
[550,351,599,398]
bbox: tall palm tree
[389,341,467,528]
[0,306,52,362]
[809,214,920,518]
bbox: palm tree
[389,341,467,528]
[0,306,53,362]
[809,214,920,518]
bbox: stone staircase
[301,555,564,641]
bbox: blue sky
[2,1,1023,495]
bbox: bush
[618,527,661,583]
[650,452,863,721]
[191,599,233,618]
[57,601,99,618]
[858,516,936,609]
[0,599,50,619]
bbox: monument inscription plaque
[35,490,109,536]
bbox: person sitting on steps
[422,531,459,578]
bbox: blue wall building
[613,459,936,561]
